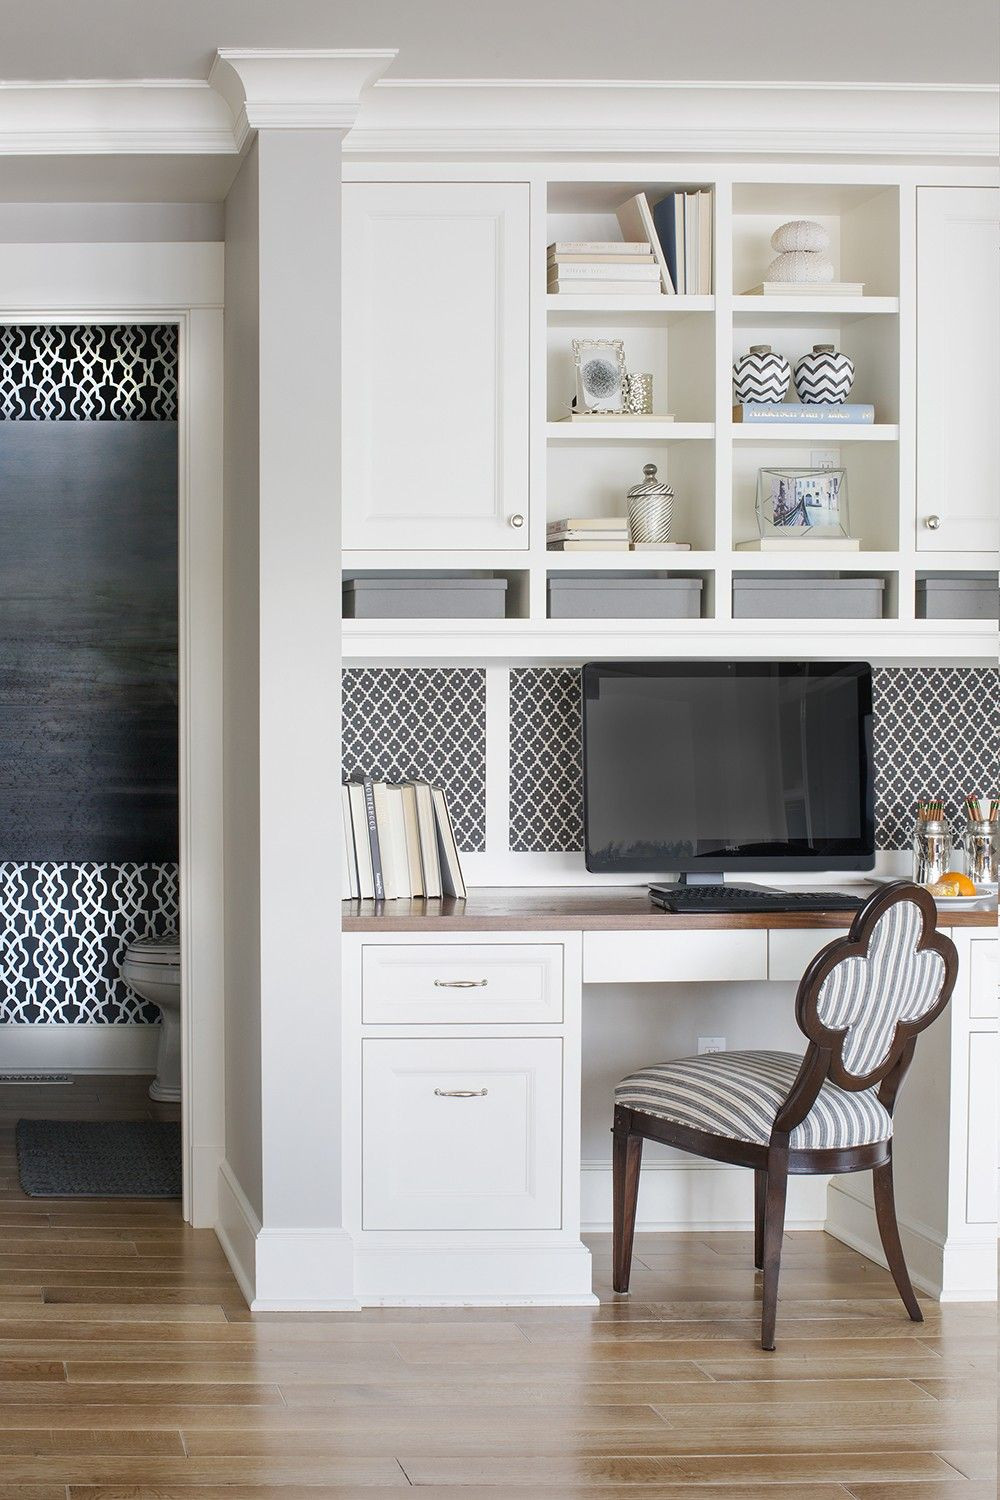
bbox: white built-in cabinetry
[916,187,1000,554]
[342,182,529,551]
[342,167,998,661]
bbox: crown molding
[344,79,1000,159]
[208,49,398,150]
[0,73,992,161]
[0,80,236,155]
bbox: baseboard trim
[0,1023,158,1074]
[215,1160,358,1311]
[580,1159,830,1233]
[825,1181,998,1302]
[353,1238,597,1306]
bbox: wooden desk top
[342,886,998,933]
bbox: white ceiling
[3,0,998,85]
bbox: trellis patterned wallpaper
[0,325,178,1028]
[343,665,998,857]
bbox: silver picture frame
[572,338,627,414]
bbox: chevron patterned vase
[794,343,855,404]
[732,345,791,404]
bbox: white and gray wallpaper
[0,863,178,1025]
[0,325,178,422]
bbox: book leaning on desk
[342,776,466,901]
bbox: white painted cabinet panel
[362,1037,563,1230]
[916,187,1000,552]
[343,182,529,551]
[969,937,998,1021]
[362,943,563,1025]
[965,1030,999,1225]
[584,929,767,984]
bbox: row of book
[617,190,713,295]
[341,777,466,903]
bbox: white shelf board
[732,295,898,317]
[730,423,898,442]
[343,550,530,571]
[548,420,713,443]
[543,549,715,569]
[341,617,999,663]
[546,294,714,317]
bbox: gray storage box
[916,573,999,620]
[344,575,508,620]
[547,572,702,619]
[733,573,885,619]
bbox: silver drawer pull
[434,1087,488,1098]
[433,979,488,989]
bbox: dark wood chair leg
[760,1150,788,1350]
[612,1107,643,1294]
[873,1152,922,1322]
[753,1168,766,1270]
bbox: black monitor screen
[582,662,874,873]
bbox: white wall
[222,140,264,1221]
[0,203,223,242]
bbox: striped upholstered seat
[615,1049,892,1151]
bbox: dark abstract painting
[0,421,178,860]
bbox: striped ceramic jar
[626,463,675,544]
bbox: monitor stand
[648,872,782,898]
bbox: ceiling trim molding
[344,79,1000,159]
[208,49,398,150]
[0,73,992,160]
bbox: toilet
[120,937,181,1102]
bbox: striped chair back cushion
[815,897,947,1079]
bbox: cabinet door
[916,187,1000,551]
[362,1037,562,1230]
[343,183,529,551]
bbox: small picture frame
[755,466,851,540]
[572,338,626,414]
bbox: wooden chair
[611,881,959,1349]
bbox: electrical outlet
[698,1036,726,1054]
[811,448,839,470]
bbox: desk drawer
[969,939,999,1020]
[362,1037,563,1230]
[768,929,843,982]
[583,929,766,984]
[362,944,563,1024]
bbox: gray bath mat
[15,1119,182,1198]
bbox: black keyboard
[649,884,866,915]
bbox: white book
[372,782,407,899]
[400,783,424,899]
[742,281,866,296]
[548,241,650,255]
[347,782,375,900]
[341,785,359,900]
[549,281,664,296]
[631,542,692,551]
[547,262,661,281]
[736,537,862,552]
[547,251,654,265]
[408,781,442,900]
[684,190,700,298]
[615,194,675,294]
[556,412,674,423]
[547,540,631,552]
[431,786,466,901]
[548,516,629,532]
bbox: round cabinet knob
[508,513,525,529]
[924,514,941,531]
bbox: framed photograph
[572,338,626,413]
[755,467,850,540]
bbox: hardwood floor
[0,1075,994,1497]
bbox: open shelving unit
[341,166,998,662]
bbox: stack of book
[743,280,865,297]
[341,776,466,902]
[547,242,661,296]
[547,517,630,552]
[732,402,875,426]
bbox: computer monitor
[582,661,874,876]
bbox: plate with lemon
[924,871,997,910]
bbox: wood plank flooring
[0,1075,994,1497]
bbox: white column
[211,48,395,1309]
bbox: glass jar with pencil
[961,794,998,888]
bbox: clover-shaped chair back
[792,882,958,1103]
